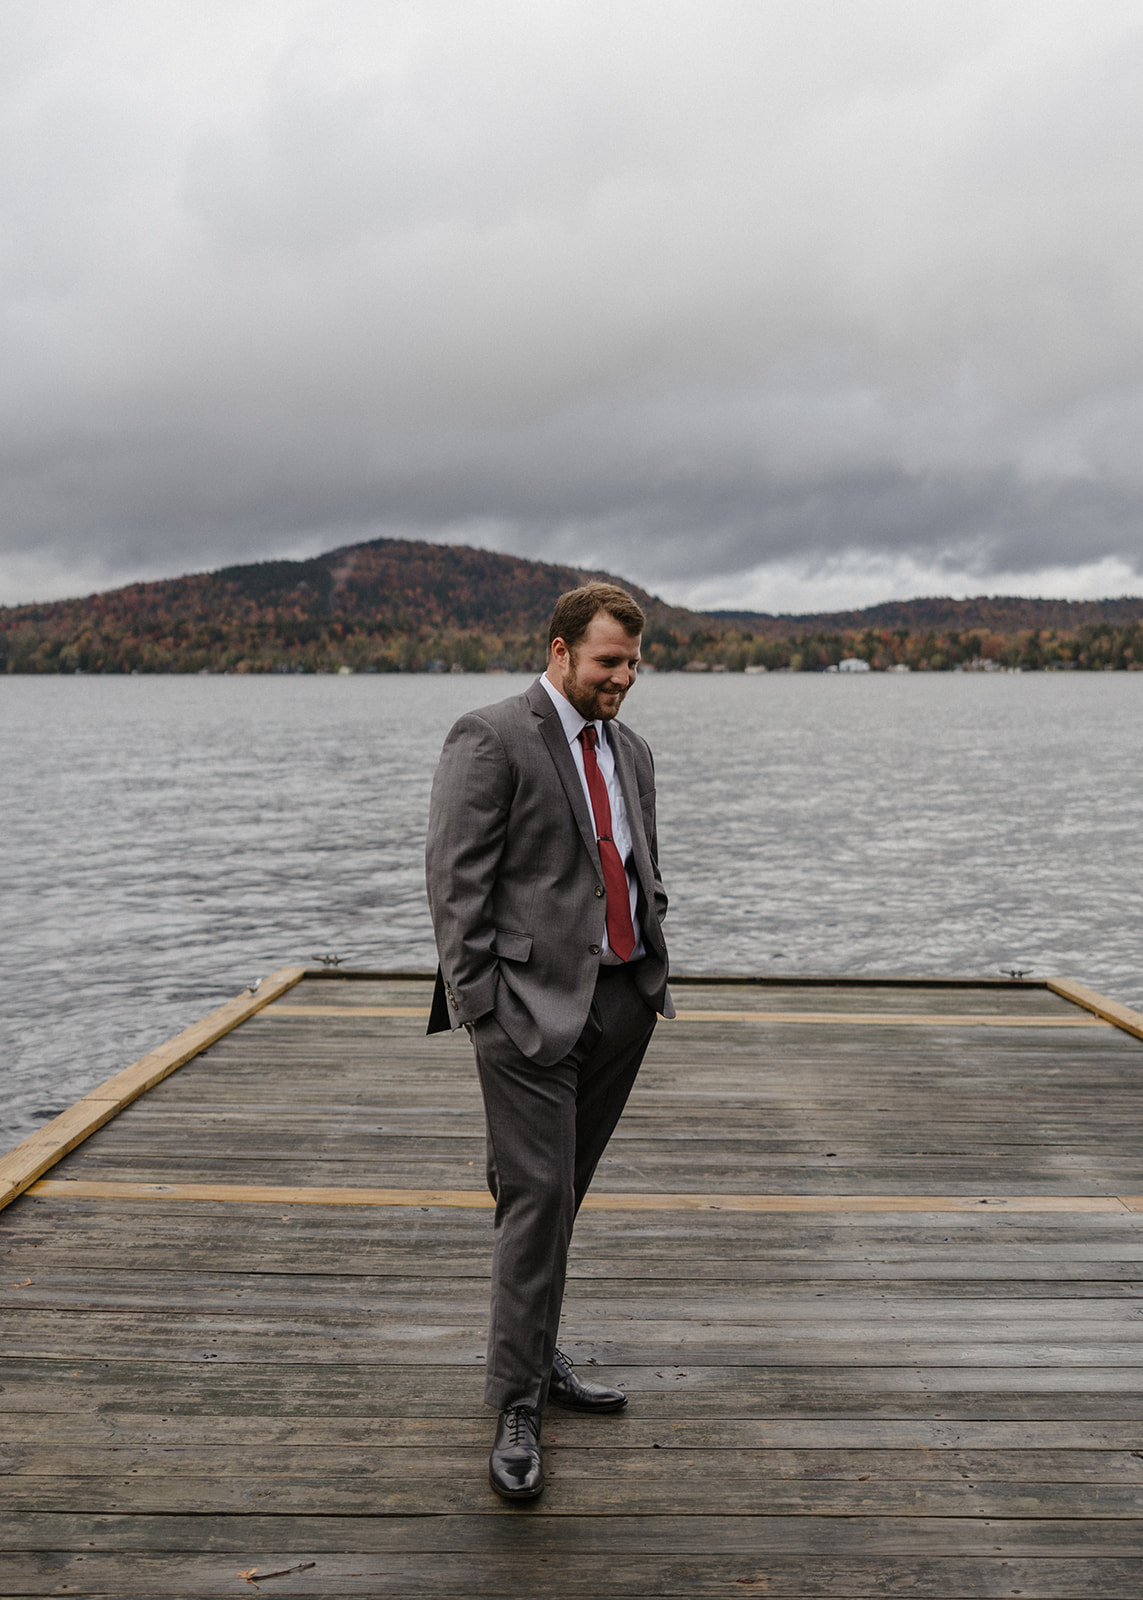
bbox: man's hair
[547,583,646,652]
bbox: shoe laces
[504,1405,537,1445]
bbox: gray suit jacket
[425,678,672,1064]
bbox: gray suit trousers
[471,964,657,1411]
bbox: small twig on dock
[236,1562,316,1587]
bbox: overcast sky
[3,1,1143,613]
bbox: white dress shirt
[540,673,645,962]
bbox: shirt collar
[539,672,604,746]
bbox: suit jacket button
[589,944,601,955]
[594,885,604,897]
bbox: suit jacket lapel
[608,720,657,907]
[527,681,601,866]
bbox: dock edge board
[0,965,306,1213]
[1045,977,1143,1044]
[3,969,1142,1217]
[296,969,1055,987]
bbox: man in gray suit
[425,581,672,1499]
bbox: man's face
[550,612,642,722]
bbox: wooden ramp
[3,970,1143,1597]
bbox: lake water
[3,672,1142,1155]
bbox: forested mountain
[0,539,694,674]
[2,536,1142,673]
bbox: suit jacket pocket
[492,928,533,963]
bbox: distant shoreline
[7,659,1143,678]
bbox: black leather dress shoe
[488,1405,544,1499]
[547,1347,627,1412]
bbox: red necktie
[578,726,636,961]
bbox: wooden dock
[4,969,1143,1597]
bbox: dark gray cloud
[3,0,1143,611]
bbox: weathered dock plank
[3,970,1143,1597]
[3,1546,1143,1599]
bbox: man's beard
[564,661,629,722]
